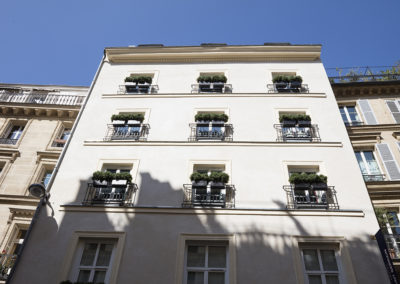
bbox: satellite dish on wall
[28,184,46,199]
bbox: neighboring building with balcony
[330,65,400,279]
[11,45,389,283]
[0,83,87,281]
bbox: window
[71,239,116,284]
[301,248,341,284]
[41,170,53,188]
[184,241,228,284]
[386,100,400,123]
[5,226,27,256]
[354,151,383,181]
[339,106,362,126]
[60,128,71,140]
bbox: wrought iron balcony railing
[327,66,400,84]
[380,226,400,260]
[0,138,18,145]
[274,124,321,142]
[83,182,138,206]
[344,121,364,127]
[51,138,67,147]
[0,90,85,106]
[283,185,339,210]
[191,83,232,94]
[104,123,150,141]
[0,254,17,280]
[189,122,233,141]
[118,84,159,94]
[182,184,235,208]
[363,174,386,182]
[267,83,309,93]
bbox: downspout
[7,51,107,284]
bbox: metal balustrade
[267,83,309,93]
[0,138,18,145]
[83,182,138,206]
[0,90,85,106]
[191,83,232,93]
[118,84,159,94]
[283,185,339,210]
[363,174,386,182]
[104,124,150,141]
[344,121,364,127]
[182,184,235,208]
[0,254,17,280]
[274,124,321,142]
[189,123,233,141]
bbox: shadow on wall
[11,172,390,284]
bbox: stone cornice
[105,45,321,63]
[0,148,20,162]
[0,194,38,206]
[102,93,327,99]
[333,81,400,98]
[347,124,400,133]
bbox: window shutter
[358,100,378,125]
[376,143,400,180]
[386,101,400,123]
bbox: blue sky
[1,0,399,86]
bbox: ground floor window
[301,248,341,284]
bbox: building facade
[0,83,87,281]
[330,68,400,278]
[11,45,389,283]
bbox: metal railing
[118,84,159,94]
[284,185,339,210]
[191,83,232,94]
[188,123,233,141]
[344,121,364,127]
[327,66,400,84]
[0,254,17,280]
[267,83,309,93]
[274,124,320,142]
[104,124,150,141]
[51,139,67,147]
[380,226,400,260]
[0,90,85,106]
[83,182,138,206]
[363,174,386,182]
[182,184,235,208]
[0,138,18,145]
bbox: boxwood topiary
[92,171,132,182]
[197,75,227,83]
[111,113,145,122]
[190,172,210,182]
[195,113,229,122]
[279,114,311,123]
[209,172,229,183]
[125,76,153,84]
[289,173,327,184]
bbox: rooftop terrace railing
[0,90,85,106]
[327,66,400,84]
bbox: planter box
[112,120,126,126]
[93,180,110,187]
[125,82,137,86]
[112,180,128,186]
[290,81,302,89]
[192,180,208,187]
[293,183,311,190]
[298,120,311,127]
[127,120,142,125]
[282,120,297,127]
[311,183,328,190]
[210,181,225,188]
[275,82,288,92]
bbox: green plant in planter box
[272,75,290,83]
[279,114,311,123]
[125,76,153,84]
[289,173,327,184]
[190,172,210,182]
[92,171,114,182]
[209,172,230,183]
[197,75,227,83]
[111,113,145,123]
[289,75,303,83]
[115,172,132,183]
[195,113,229,122]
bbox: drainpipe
[6,51,106,284]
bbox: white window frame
[300,247,342,284]
[354,150,384,176]
[183,241,229,284]
[339,105,362,124]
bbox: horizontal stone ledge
[60,205,364,217]
[102,93,327,99]
[83,141,343,147]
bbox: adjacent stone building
[0,83,87,281]
[11,45,390,283]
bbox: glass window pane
[77,270,91,282]
[355,152,368,174]
[339,107,348,123]
[347,106,360,122]
[96,244,113,266]
[93,270,106,283]
[308,275,323,284]
[208,272,225,284]
[187,271,204,284]
[80,243,98,266]
[320,250,338,271]
[363,151,381,174]
[187,245,205,267]
[303,249,320,271]
[208,246,226,268]
[325,275,340,284]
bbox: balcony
[182,184,235,208]
[274,124,321,142]
[118,84,159,94]
[0,90,85,106]
[267,83,309,93]
[327,66,400,84]
[191,83,232,94]
[83,182,138,206]
[51,138,67,147]
[0,254,17,281]
[283,185,339,210]
[0,138,18,145]
[344,121,364,127]
[363,174,386,182]
[189,123,233,141]
[104,123,150,141]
